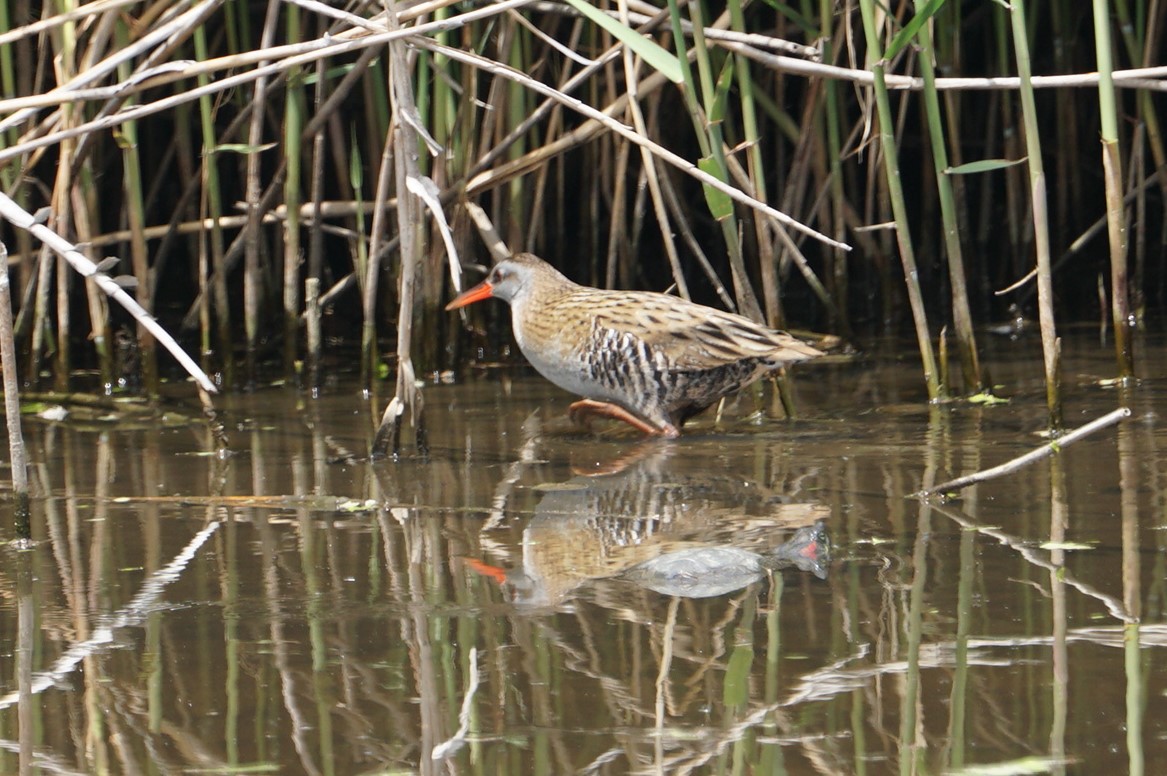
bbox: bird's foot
[567,399,679,438]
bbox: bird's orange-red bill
[445,281,494,310]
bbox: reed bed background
[0,0,1163,429]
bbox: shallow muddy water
[0,332,1164,774]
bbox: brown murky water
[0,332,1163,775]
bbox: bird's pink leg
[567,399,679,438]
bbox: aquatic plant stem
[675,0,762,320]
[818,3,851,337]
[283,3,305,379]
[1008,0,1063,431]
[728,0,781,326]
[116,17,158,397]
[913,0,983,394]
[242,0,282,385]
[193,23,233,387]
[616,0,688,301]
[857,0,940,401]
[0,241,29,525]
[916,407,1131,497]
[1093,0,1134,379]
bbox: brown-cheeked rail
[446,253,822,437]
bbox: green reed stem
[117,19,158,396]
[242,0,281,386]
[284,3,305,378]
[683,0,762,321]
[1093,0,1134,378]
[1008,0,1062,430]
[728,0,782,326]
[193,23,234,387]
[914,0,983,394]
[858,0,940,401]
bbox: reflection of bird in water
[619,520,828,598]
[466,445,830,608]
[446,253,822,437]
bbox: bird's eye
[491,269,506,284]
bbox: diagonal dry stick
[0,193,217,394]
[916,406,1131,497]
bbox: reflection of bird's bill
[461,556,507,585]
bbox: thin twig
[916,407,1131,497]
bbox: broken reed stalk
[858,0,940,401]
[1093,0,1134,379]
[1009,0,1063,432]
[914,0,983,394]
[305,277,321,392]
[0,241,30,528]
[916,407,1131,497]
[373,2,427,458]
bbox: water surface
[0,333,1163,775]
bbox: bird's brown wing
[594,293,821,371]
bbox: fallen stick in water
[915,406,1131,497]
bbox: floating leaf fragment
[967,391,1009,406]
[1039,540,1095,551]
[337,499,379,513]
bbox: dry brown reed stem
[916,407,1132,498]
[2,28,1164,140]
[0,194,217,394]
[419,39,848,254]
